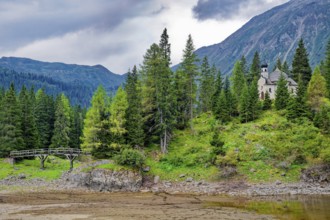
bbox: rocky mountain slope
[195,0,330,74]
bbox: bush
[114,149,145,168]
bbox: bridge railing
[10,148,88,158]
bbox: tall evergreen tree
[70,105,84,149]
[231,60,245,98]
[19,85,38,150]
[275,73,290,110]
[125,66,144,148]
[51,94,71,148]
[307,66,327,112]
[263,91,272,110]
[324,39,330,98]
[286,75,309,120]
[239,83,250,123]
[199,56,215,113]
[0,83,24,157]
[282,61,290,75]
[273,57,282,71]
[292,39,312,87]
[181,34,199,130]
[215,89,230,123]
[35,89,54,148]
[248,79,261,121]
[212,69,223,113]
[240,55,249,77]
[249,51,260,83]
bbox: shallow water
[204,195,330,220]
[0,192,329,219]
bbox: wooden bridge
[10,148,89,171]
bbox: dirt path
[0,191,275,220]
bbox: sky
[0,0,288,74]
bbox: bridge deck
[10,148,87,158]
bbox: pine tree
[239,83,250,123]
[286,75,309,120]
[324,39,330,98]
[173,69,188,129]
[181,34,199,130]
[0,83,24,157]
[125,66,144,148]
[240,55,249,77]
[199,56,215,113]
[35,89,55,148]
[282,61,290,75]
[263,91,272,110]
[141,30,175,153]
[215,89,230,123]
[231,60,245,99]
[292,39,312,87]
[275,73,290,110]
[81,85,111,156]
[273,57,282,71]
[307,66,327,112]
[51,94,71,148]
[70,105,84,149]
[19,85,38,150]
[248,79,261,120]
[249,51,260,84]
[224,76,237,117]
[212,69,223,113]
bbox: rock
[179,174,186,178]
[18,174,26,179]
[142,166,150,172]
[250,168,256,173]
[281,173,286,177]
[154,176,160,184]
[301,164,330,183]
[221,166,237,178]
[186,177,193,182]
[275,180,282,185]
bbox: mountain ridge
[194,0,330,74]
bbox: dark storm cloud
[192,0,284,21]
[0,0,152,51]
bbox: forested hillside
[1,29,330,182]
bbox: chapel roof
[265,68,297,86]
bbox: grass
[145,110,329,183]
[0,156,80,181]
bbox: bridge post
[65,154,77,171]
[38,155,48,170]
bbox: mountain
[0,57,126,106]
[194,0,330,75]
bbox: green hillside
[146,110,330,183]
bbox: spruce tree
[273,57,282,71]
[19,85,38,150]
[51,94,71,148]
[248,79,261,120]
[181,34,199,130]
[282,61,290,75]
[292,39,312,87]
[275,73,289,110]
[70,105,84,149]
[240,55,249,77]
[125,66,144,148]
[263,91,272,110]
[35,89,55,149]
[307,66,327,112]
[199,56,215,113]
[239,83,250,123]
[324,39,330,98]
[249,51,260,83]
[215,89,230,123]
[231,60,245,99]
[0,83,24,157]
[212,69,223,113]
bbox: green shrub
[114,149,145,168]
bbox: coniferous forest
[1,29,330,175]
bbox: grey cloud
[0,0,154,51]
[192,0,286,21]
